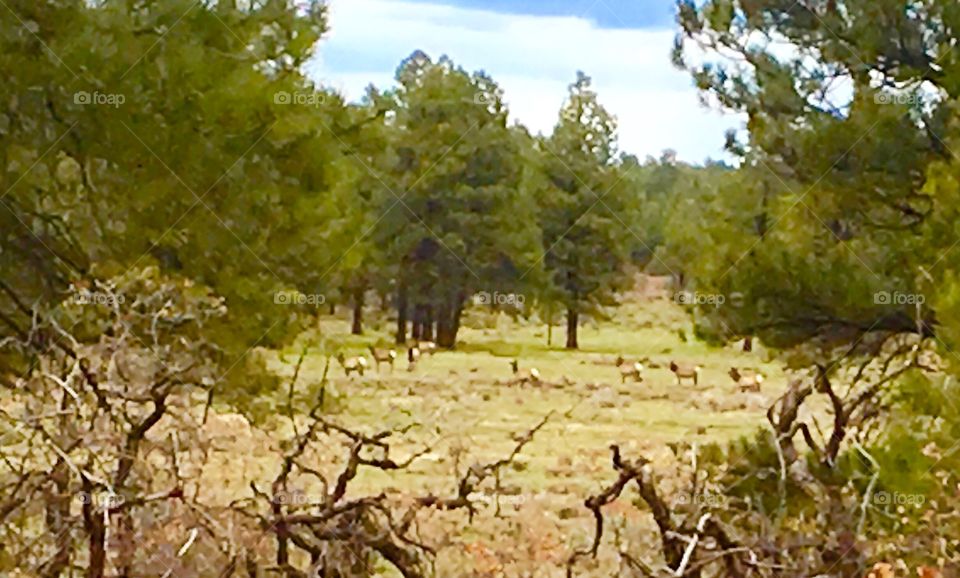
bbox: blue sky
[309,0,741,163]
[399,0,677,29]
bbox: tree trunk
[116,510,135,578]
[451,299,463,345]
[47,391,72,578]
[434,302,449,347]
[547,322,552,347]
[436,293,464,349]
[395,283,407,345]
[422,305,434,341]
[82,479,107,578]
[351,285,364,335]
[566,307,579,349]
[743,336,753,352]
[45,461,71,578]
[411,304,423,340]
[328,302,335,315]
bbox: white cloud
[308,0,743,163]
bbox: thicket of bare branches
[567,334,959,577]
[0,269,548,578]
[3,269,956,578]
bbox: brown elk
[729,367,764,392]
[617,360,644,383]
[406,346,420,371]
[336,353,368,377]
[510,359,541,385]
[417,341,438,356]
[368,345,397,372]
[669,361,701,385]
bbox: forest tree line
[0,0,731,360]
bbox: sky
[307,0,742,163]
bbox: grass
[257,295,784,554]
[192,293,801,575]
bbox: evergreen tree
[536,73,633,349]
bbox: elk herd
[336,341,438,376]
[336,343,766,395]
[614,357,763,393]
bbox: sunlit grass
[214,295,801,575]
[266,296,786,497]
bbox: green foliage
[534,73,637,346]
[668,0,960,356]
[365,52,544,345]
[0,0,641,359]
[0,0,339,364]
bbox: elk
[406,346,420,371]
[729,367,764,392]
[336,353,368,377]
[368,345,397,372]
[669,361,701,386]
[617,359,644,383]
[510,359,541,385]
[417,341,438,356]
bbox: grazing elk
[368,345,397,372]
[729,367,764,392]
[417,341,438,356]
[336,353,368,377]
[617,359,644,383]
[510,359,541,385]
[669,361,701,386]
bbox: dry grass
[229,295,796,575]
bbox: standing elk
[729,367,764,392]
[617,359,644,383]
[336,353,368,377]
[510,359,541,385]
[368,345,397,372]
[406,346,420,371]
[416,341,438,356]
[669,361,701,386]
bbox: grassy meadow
[198,286,800,575]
